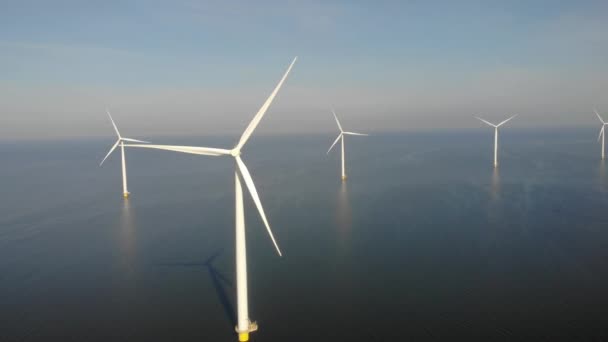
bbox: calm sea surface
[1,129,608,341]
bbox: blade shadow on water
[157,250,236,327]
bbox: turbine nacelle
[230,149,242,157]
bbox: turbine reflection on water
[599,160,607,192]
[117,199,137,277]
[490,167,501,201]
[335,182,352,257]
[486,167,503,223]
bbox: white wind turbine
[327,110,368,181]
[475,114,517,167]
[125,57,296,342]
[100,110,149,198]
[595,109,607,160]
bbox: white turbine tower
[327,109,368,181]
[100,110,149,198]
[125,57,296,341]
[475,114,517,167]
[595,109,607,160]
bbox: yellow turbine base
[238,333,249,341]
[123,192,130,198]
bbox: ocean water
[1,128,608,341]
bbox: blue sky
[1,1,607,140]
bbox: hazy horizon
[1,1,608,140]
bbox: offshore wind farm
[2,1,608,341]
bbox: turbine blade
[106,109,121,138]
[234,57,297,152]
[121,138,150,143]
[327,134,342,154]
[595,109,605,124]
[235,156,282,257]
[100,140,120,166]
[123,144,231,156]
[332,109,343,132]
[497,114,518,127]
[475,116,497,127]
[599,126,605,142]
[343,131,368,136]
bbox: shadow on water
[158,250,236,327]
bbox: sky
[1,0,607,140]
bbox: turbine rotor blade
[121,138,150,143]
[343,131,368,136]
[331,109,343,132]
[234,57,297,152]
[595,109,605,124]
[100,140,120,166]
[497,114,518,127]
[124,144,231,156]
[475,116,497,127]
[599,126,605,142]
[235,156,282,257]
[106,109,121,138]
[327,134,342,154]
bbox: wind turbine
[475,114,517,167]
[125,57,297,341]
[595,109,607,160]
[327,109,368,181]
[100,110,149,198]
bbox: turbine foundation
[235,321,258,341]
[341,175,347,181]
[123,192,130,198]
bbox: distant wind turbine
[475,114,517,167]
[125,57,297,342]
[595,109,607,160]
[100,110,149,198]
[327,110,368,181]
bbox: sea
[1,128,607,341]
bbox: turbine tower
[125,57,296,341]
[100,110,149,198]
[595,109,607,160]
[327,109,368,181]
[475,114,517,167]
